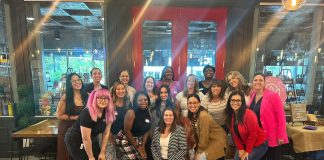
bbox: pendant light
[282,0,306,11]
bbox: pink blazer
[248,89,289,147]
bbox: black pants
[64,127,101,160]
[260,146,281,160]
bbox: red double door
[132,7,227,89]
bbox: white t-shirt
[160,133,171,159]
[176,91,205,117]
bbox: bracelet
[67,115,70,120]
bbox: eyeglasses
[97,96,109,102]
[71,79,82,84]
[188,102,199,105]
[230,99,242,104]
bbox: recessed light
[26,17,35,21]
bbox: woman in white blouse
[151,108,187,160]
[175,74,204,122]
[201,80,228,133]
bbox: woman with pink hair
[65,89,115,160]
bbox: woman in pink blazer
[248,73,288,160]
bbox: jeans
[234,141,268,160]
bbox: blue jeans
[234,141,268,160]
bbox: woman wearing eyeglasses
[65,89,115,160]
[225,90,268,160]
[249,73,288,160]
[187,93,227,160]
[56,73,85,160]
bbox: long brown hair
[158,107,177,134]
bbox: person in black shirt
[115,91,151,159]
[199,65,215,94]
[65,89,115,160]
[82,68,109,103]
[106,81,130,160]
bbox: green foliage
[16,85,36,129]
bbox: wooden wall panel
[104,2,133,87]
[9,0,32,86]
[226,5,256,81]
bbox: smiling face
[115,84,126,98]
[91,69,102,83]
[163,110,174,126]
[228,74,240,89]
[71,75,82,90]
[164,68,173,81]
[204,67,215,79]
[119,71,130,85]
[187,76,196,89]
[253,75,265,91]
[230,94,242,113]
[96,96,109,109]
[188,96,200,113]
[211,85,221,97]
[145,77,154,92]
[137,94,148,109]
[160,87,168,101]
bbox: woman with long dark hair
[187,93,227,160]
[201,80,228,132]
[65,89,115,160]
[56,73,85,160]
[249,73,288,160]
[142,76,158,104]
[151,84,174,128]
[151,108,187,160]
[225,90,268,160]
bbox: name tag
[145,119,150,123]
[115,111,118,116]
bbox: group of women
[55,65,288,160]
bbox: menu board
[291,103,307,122]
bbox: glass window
[0,1,13,117]
[255,6,312,104]
[187,21,217,81]
[26,2,105,116]
[142,20,172,80]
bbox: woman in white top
[151,108,187,160]
[119,70,136,103]
[175,74,204,155]
[201,80,228,133]
[175,74,204,122]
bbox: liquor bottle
[2,102,8,116]
[7,101,13,116]
[0,100,2,116]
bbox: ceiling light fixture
[282,0,306,11]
